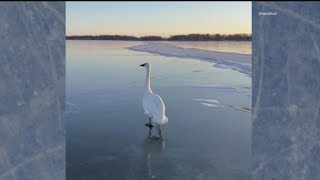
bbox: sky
[66,2,251,37]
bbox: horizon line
[66,33,252,37]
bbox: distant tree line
[168,34,251,41]
[66,35,139,41]
[66,33,251,41]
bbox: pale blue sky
[67,2,251,37]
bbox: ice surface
[191,85,243,93]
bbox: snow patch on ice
[229,105,252,113]
[192,98,223,108]
[192,98,220,104]
[200,102,221,108]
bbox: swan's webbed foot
[145,122,154,128]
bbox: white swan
[140,63,168,137]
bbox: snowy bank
[128,42,251,75]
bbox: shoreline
[66,39,252,42]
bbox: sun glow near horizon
[66,2,251,36]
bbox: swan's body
[143,91,168,125]
[140,63,168,137]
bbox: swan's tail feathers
[162,116,168,124]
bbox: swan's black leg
[148,127,152,137]
[145,117,153,127]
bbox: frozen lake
[66,40,251,180]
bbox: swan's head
[139,63,150,69]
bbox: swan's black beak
[140,63,146,67]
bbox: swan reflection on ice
[143,136,165,178]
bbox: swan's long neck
[145,66,152,92]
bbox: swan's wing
[147,93,166,119]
